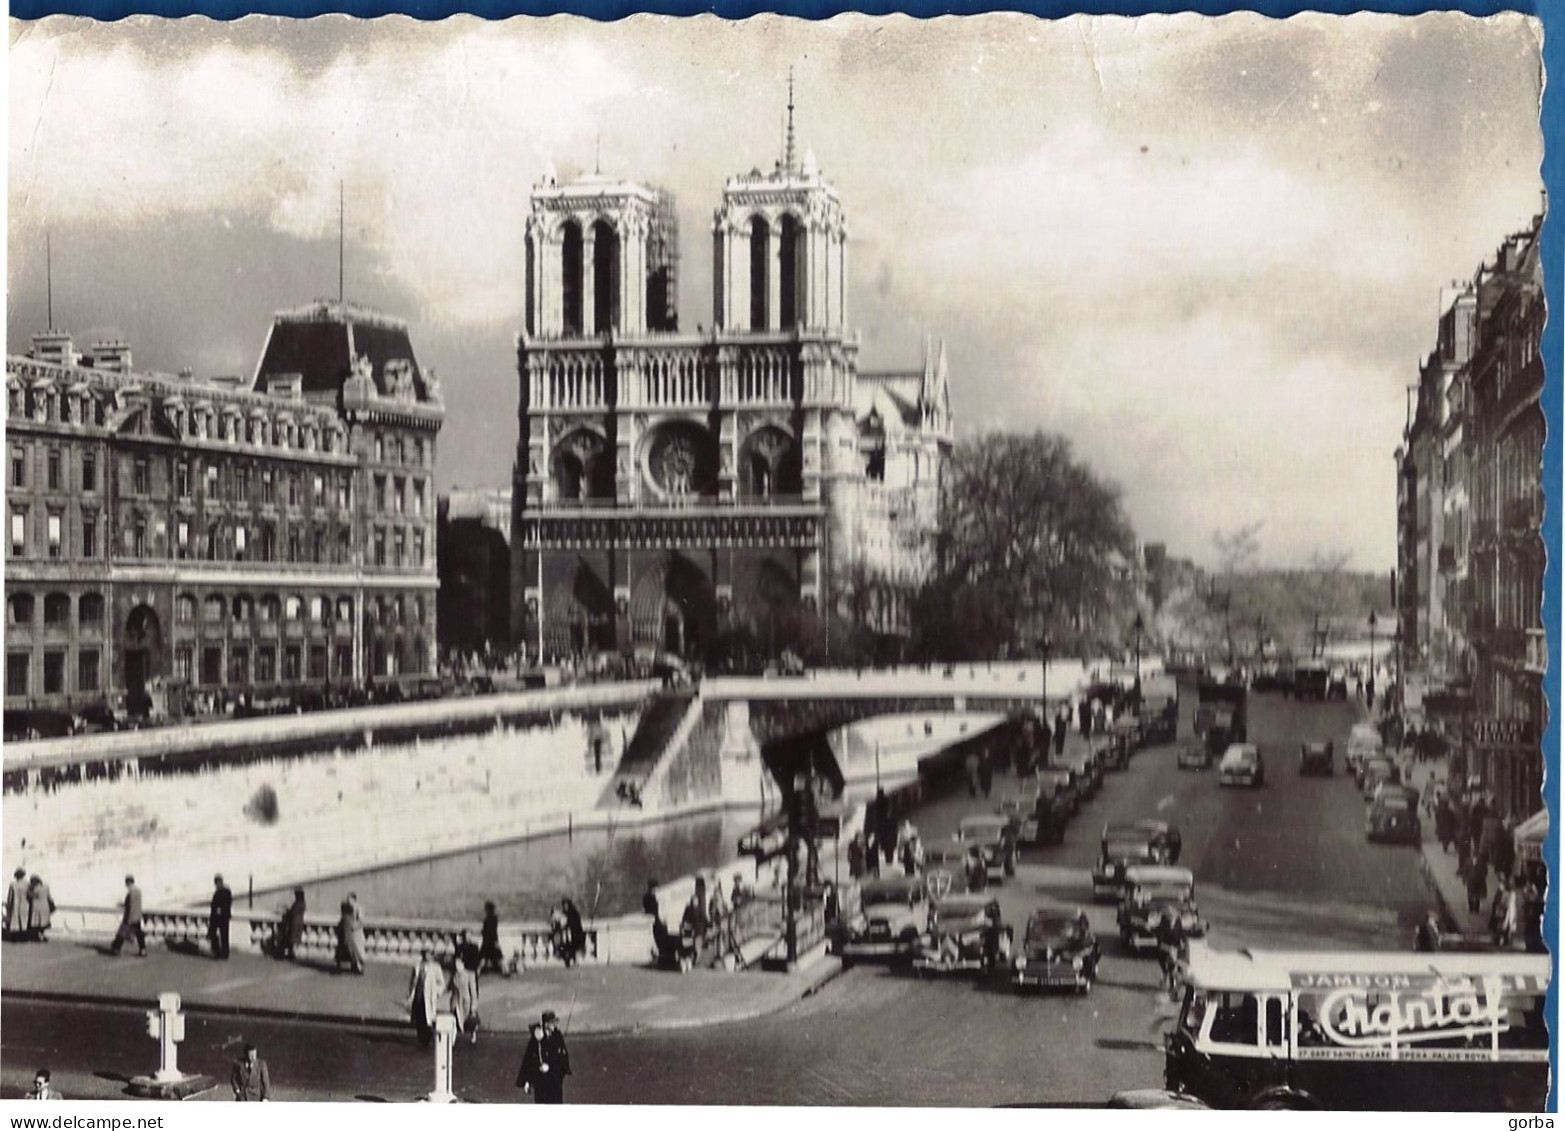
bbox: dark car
[1035,767,1080,819]
[1092,820,1183,899]
[955,814,1018,880]
[72,703,125,734]
[1012,910,1100,993]
[2,709,75,742]
[1298,741,1334,776]
[913,894,1004,976]
[1117,866,1203,953]
[1367,784,1422,845]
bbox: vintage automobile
[1118,865,1204,952]
[1359,755,1401,800]
[1035,766,1081,818]
[1367,784,1423,846]
[1092,820,1182,900]
[1217,743,1265,788]
[1052,750,1101,800]
[954,814,1019,880]
[1298,741,1334,776]
[1327,667,1350,701]
[1177,741,1212,771]
[830,874,928,965]
[1344,722,1384,778]
[1012,910,1101,993]
[1109,718,1141,769]
[913,893,1006,976]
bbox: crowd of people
[646,871,754,971]
[3,867,55,943]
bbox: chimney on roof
[90,340,132,374]
[269,373,304,401]
[29,331,77,367]
[178,367,195,382]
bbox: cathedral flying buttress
[511,96,950,665]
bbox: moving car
[1298,741,1334,777]
[1118,865,1203,952]
[913,894,1004,976]
[830,874,928,965]
[1051,750,1101,799]
[1366,784,1422,845]
[1035,766,1080,818]
[1012,910,1100,993]
[954,814,1018,880]
[1093,835,1161,902]
[1360,756,1401,800]
[1177,742,1212,771]
[1344,723,1384,778]
[1218,743,1265,787]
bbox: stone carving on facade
[385,359,417,402]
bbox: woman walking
[335,894,366,974]
[449,942,480,1044]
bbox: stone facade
[509,130,950,664]
[4,302,444,718]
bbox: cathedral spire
[784,68,797,174]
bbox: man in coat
[515,1022,549,1102]
[1055,710,1070,757]
[26,875,54,943]
[277,889,306,961]
[5,868,29,940]
[209,875,233,960]
[539,1010,571,1103]
[406,951,445,1047]
[479,901,505,975]
[110,875,146,957]
[231,1043,270,1101]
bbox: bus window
[1208,992,1260,1047]
[1180,989,1209,1037]
[1263,995,1286,1049]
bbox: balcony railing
[530,494,815,513]
[1525,628,1546,675]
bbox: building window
[204,595,225,623]
[413,480,425,517]
[79,593,104,626]
[394,530,405,568]
[8,593,34,627]
[174,646,193,683]
[177,461,191,499]
[205,465,218,499]
[338,473,352,510]
[7,653,29,697]
[288,474,300,508]
[46,512,61,559]
[206,522,221,562]
[43,593,69,627]
[414,529,425,568]
[42,651,65,695]
[78,649,99,693]
[394,478,406,515]
[47,450,61,491]
[176,594,197,623]
[260,524,276,562]
[201,647,223,687]
[375,434,384,462]
[285,595,303,621]
[312,528,325,563]
[134,457,149,495]
[283,645,302,682]
[308,645,327,681]
[229,646,250,686]
[309,596,326,623]
[288,530,301,563]
[234,524,247,561]
[414,437,425,466]
[334,644,352,680]
[11,448,25,489]
[337,528,351,564]
[133,518,147,558]
[374,474,387,512]
[413,596,425,624]
[259,595,280,623]
[313,474,325,507]
[177,520,190,557]
[262,469,275,504]
[374,529,386,567]
[237,465,250,501]
[257,645,276,683]
[82,513,97,559]
[10,508,26,557]
[82,452,96,493]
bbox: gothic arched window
[749,216,771,331]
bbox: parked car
[830,874,928,965]
[1345,722,1384,778]
[1177,742,1212,771]
[1298,741,1334,777]
[2,709,75,742]
[72,703,126,734]
[1094,835,1160,902]
[954,814,1018,880]
[1052,751,1100,800]
[1012,910,1100,993]
[1367,784,1423,845]
[913,894,1005,976]
[1327,667,1350,701]
[1035,767,1080,819]
[1218,743,1265,788]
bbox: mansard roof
[253,301,433,404]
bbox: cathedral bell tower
[712,76,848,334]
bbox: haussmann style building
[506,120,951,665]
[4,302,444,724]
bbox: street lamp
[1039,635,1053,718]
[1132,613,1144,704]
[1368,610,1378,708]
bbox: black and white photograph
[0,10,1553,1111]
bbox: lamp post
[1039,635,1053,718]
[1368,610,1378,710]
[1132,613,1144,705]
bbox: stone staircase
[598,691,698,807]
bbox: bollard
[127,992,216,1099]
[425,1013,459,1103]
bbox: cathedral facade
[511,127,950,664]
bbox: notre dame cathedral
[511,103,951,664]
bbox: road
[1,694,1433,1105]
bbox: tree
[1211,523,1262,665]
[909,431,1136,661]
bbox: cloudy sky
[7,13,1544,570]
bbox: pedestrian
[230,1043,271,1101]
[540,1010,571,1103]
[209,874,232,959]
[965,749,980,798]
[1434,793,1455,854]
[335,895,366,974]
[1465,853,1488,916]
[708,877,729,940]
[847,833,866,881]
[276,889,306,961]
[1492,818,1517,887]
[26,875,54,943]
[1078,699,1090,739]
[562,898,586,966]
[978,751,994,798]
[641,880,660,920]
[1414,910,1441,953]
[981,900,1004,974]
[730,871,750,909]
[28,1068,61,1101]
[1155,909,1184,996]
[479,900,505,975]
[515,1022,555,1103]
[110,875,147,957]
[5,868,29,940]
[1366,676,1375,711]
[406,950,445,1048]
[450,938,481,1044]
[1055,711,1068,757]
[1489,881,1514,947]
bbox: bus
[1164,947,1549,1110]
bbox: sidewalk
[1400,757,1491,938]
[0,934,844,1037]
